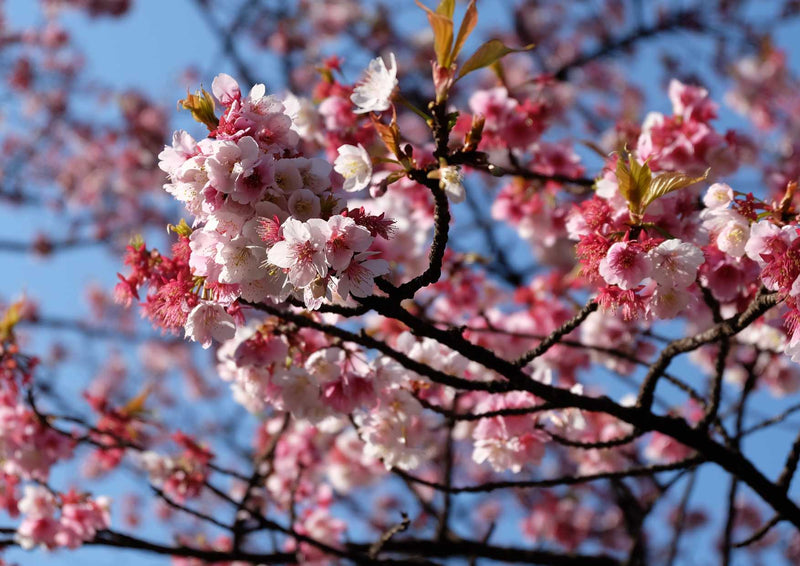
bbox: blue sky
[4,1,800,565]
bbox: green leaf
[129,234,145,251]
[416,0,454,66]
[450,0,477,65]
[641,168,709,213]
[436,0,455,17]
[446,110,460,130]
[456,39,534,81]
[167,218,193,238]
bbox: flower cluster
[637,80,751,176]
[0,390,73,481]
[137,73,395,346]
[138,432,214,502]
[16,486,110,550]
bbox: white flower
[287,188,321,221]
[716,218,750,258]
[334,144,372,192]
[283,93,320,139]
[350,53,397,114]
[439,165,465,203]
[215,235,264,284]
[703,182,734,209]
[648,284,693,319]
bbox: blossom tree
[5,0,800,564]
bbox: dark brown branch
[368,513,411,559]
[732,515,782,548]
[742,402,800,437]
[698,337,729,429]
[664,471,698,566]
[637,290,781,411]
[777,430,800,492]
[248,301,510,393]
[232,413,291,550]
[378,172,451,301]
[722,477,739,566]
[350,536,623,566]
[88,529,295,564]
[394,457,702,494]
[449,150,596,189]
[550,10,701,81]
[543,428,643,450]
[513,301,598,367]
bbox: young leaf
[416,0,454,66]
[0,300,22,342]
[371,109,402,161]
[436,0,455,17]
[167,218,193,238]
[615,152,648,217]
[451,0,478,65]
[641,169,709,212]
[178,87,218,131]
[456,39,534,81]
[628,154,652,214]
[122,384,153,417]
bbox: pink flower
[647,239,704,287]
[184,302,236,349]
[273,366,330,423]
[211,72,241,106]
[668,79,717,123]
[287,189,321,221]
[644,431,693,463]
[0,392,73,481]
[744,220,793,267]
[337,252,389,298]
[326,215,372,271]
[158,130,197,177]
[319,95,357,131]
[598,241,651,290]
[472,392,548,473]
[57,493,111,549]
[215,234,264,285]
[17,491,60,549]
[268,217,331,288]
[205,136,260,196]
[647,284,693,319]
[292,507,346,565]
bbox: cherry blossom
[350,53,397,114]
[333,143,373,192]
[598,240,652,290]
[9,2,800,565]
[268,218,331,288]
[184,302,237,348]
[438,165,466,203]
